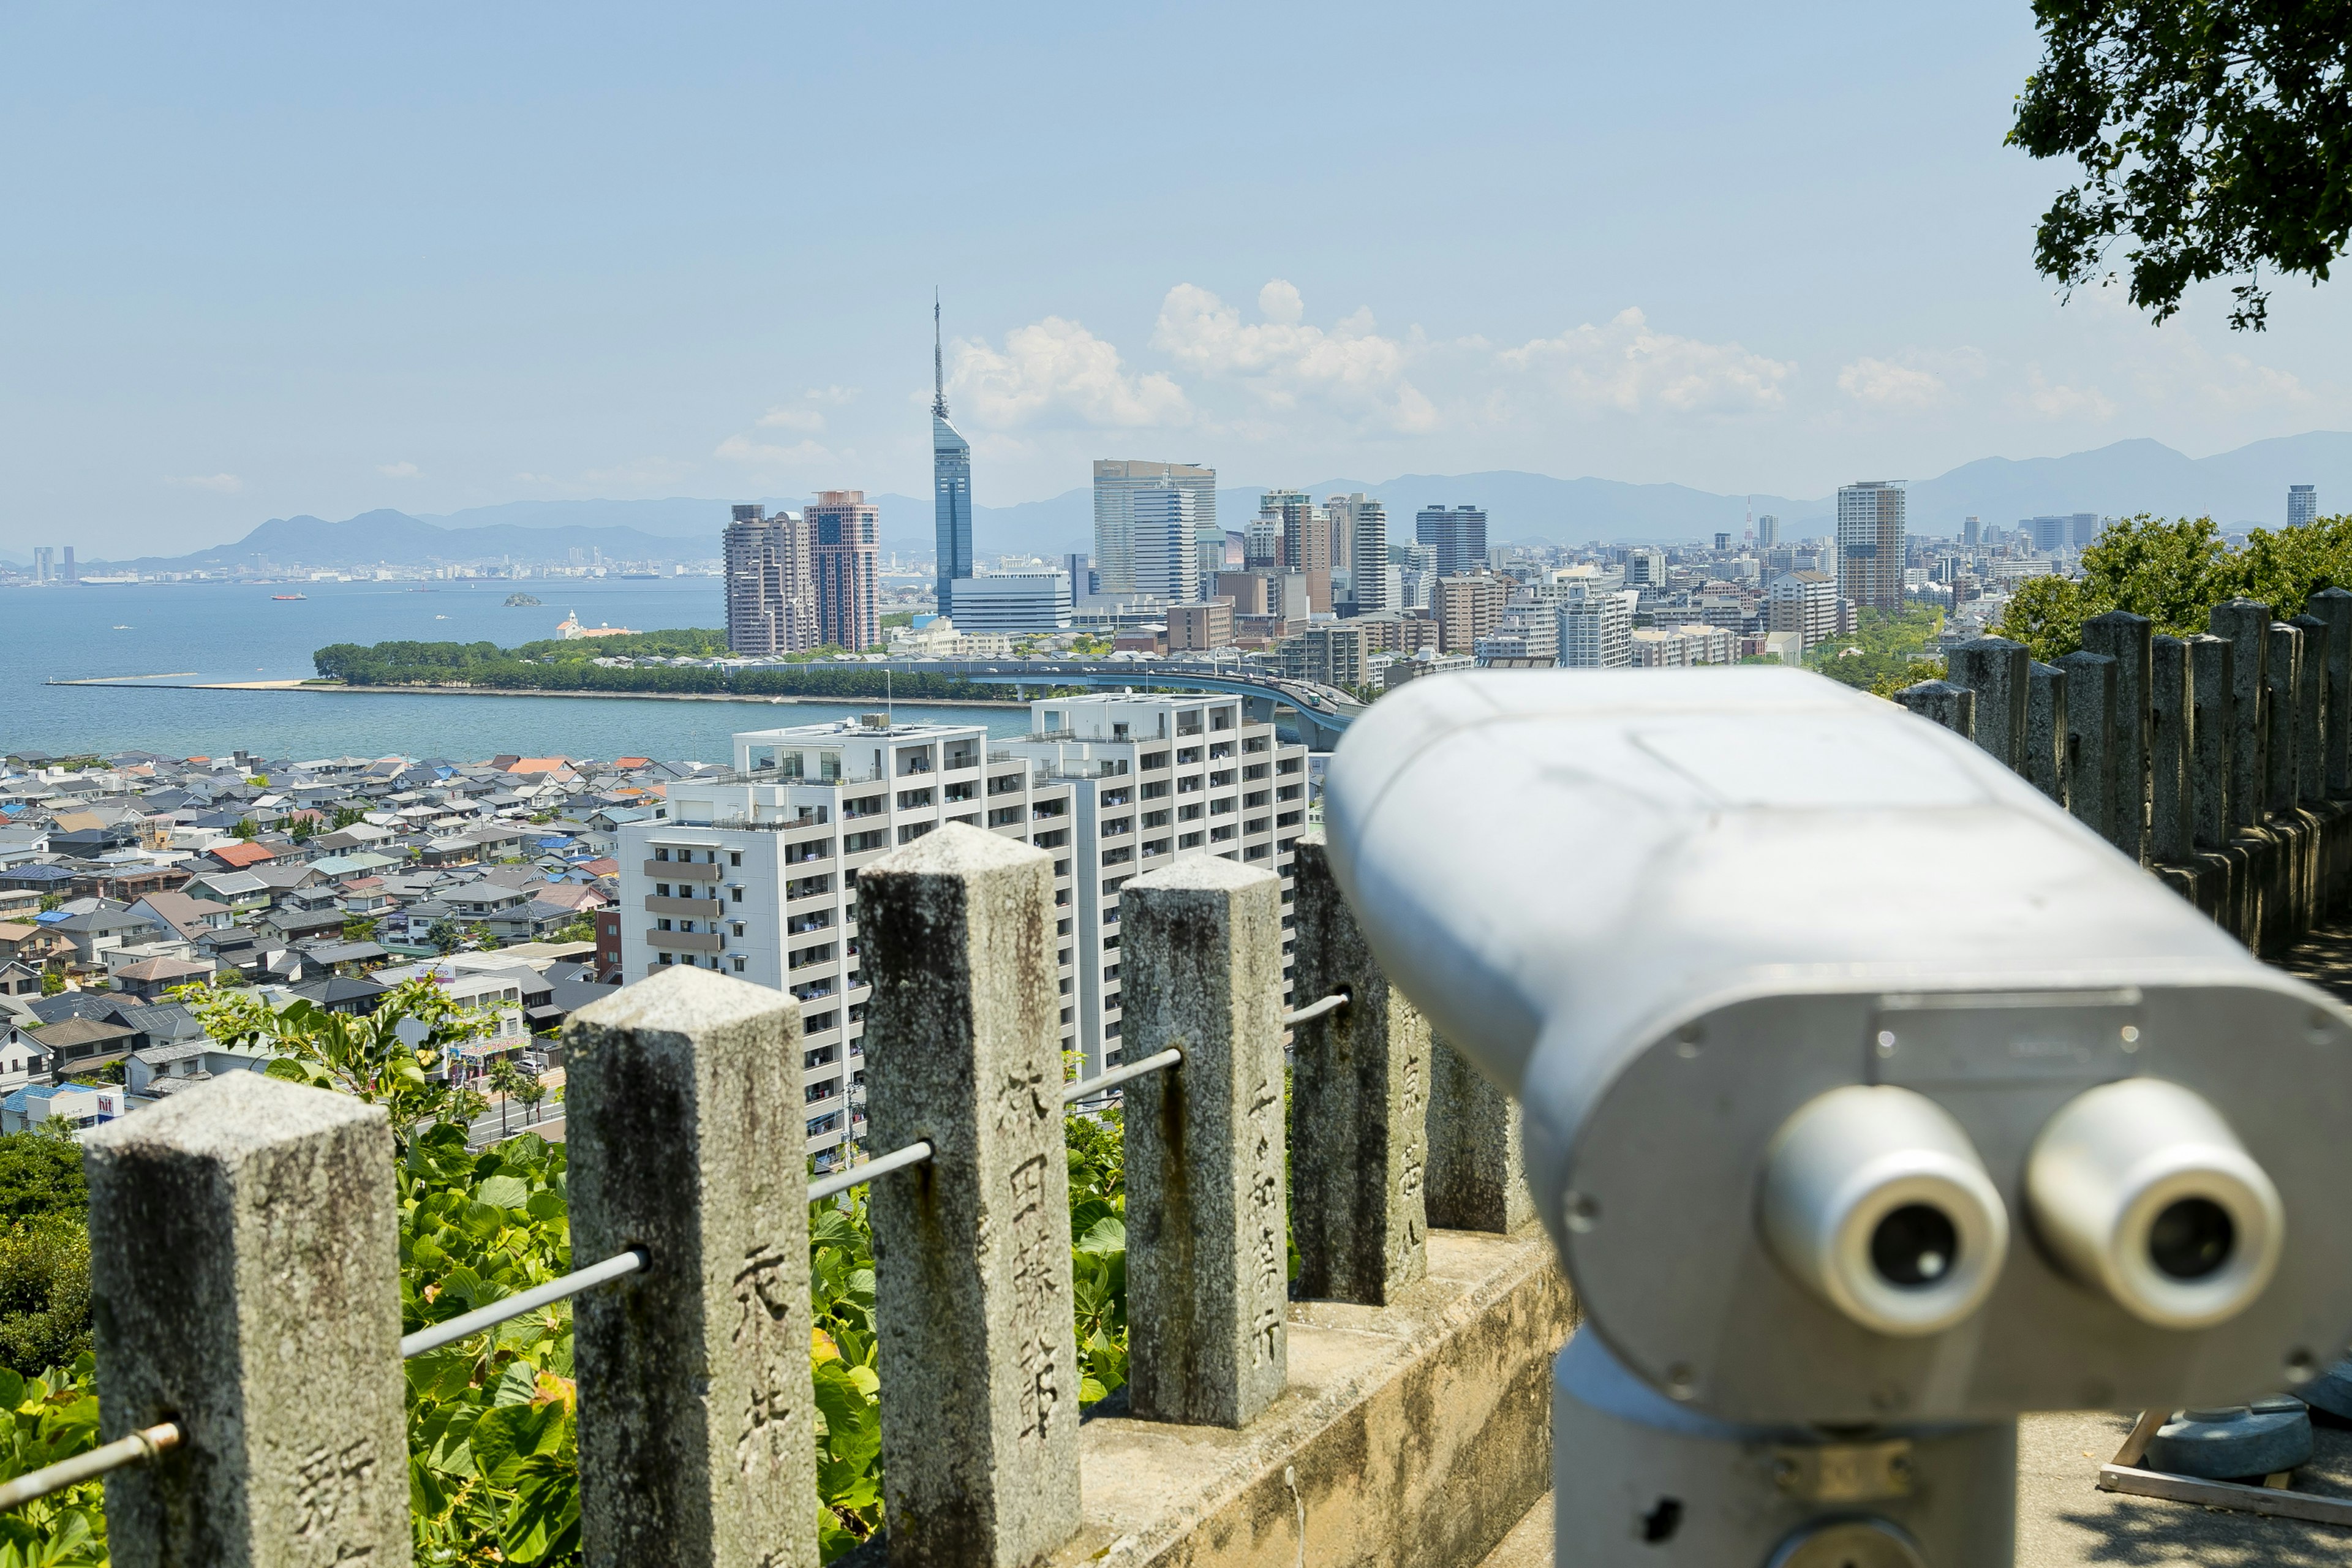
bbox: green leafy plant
[0,1359,107,1567]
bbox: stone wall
[1918,590,2352,956]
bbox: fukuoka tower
[931,294,973,617]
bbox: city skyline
[13,4,2352,560]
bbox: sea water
[0,579,1027,762]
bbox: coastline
[44,677,1029,710]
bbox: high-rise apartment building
[31,548,51,584]
[1962,516,1981,548]
[725,505,819,655]
[61,547,76,584]
[1243,516,1281,569]
[1281,622,1367,689]
[1094,461,1216,594]
[1757,515,1781,548]
[1433,575,1509,654]
[1270,494,1332,613]
[933,300,974,617]
[1131,483,1200,602]
[1836,481,1906,612]
[1415,505,1488,578]
[1559,591,1637,668]
[2291,485,2320,527]
[1766,570,1840,650]
[807,490,880,652]
[1325,494,1389,612]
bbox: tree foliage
[2010,1,2352,329]
[1805,604,1948,692]
[1992,511,2352,658]
[311,636,1026,703]
[0,1131,85,1227]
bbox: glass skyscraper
[932,298,973,616]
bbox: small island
[503,592,543,606]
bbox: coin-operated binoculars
[1322,668,2352,1568]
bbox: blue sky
[9,1,2352,558]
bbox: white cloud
[756,386,861,434]
[1152,281,1436,433]
[166,473,244,494]
[948,317,1189,429]
[714,434,837,468]
[2019,367,2117,421]
[1498,308,1792,415]
[377,460,421,478]
[1837,358,1945,409]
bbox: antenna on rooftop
[932,290,948,419]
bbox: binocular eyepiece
[1762,1079,2283,1339]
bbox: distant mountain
[89,508,704,573]
[80,431,2352,569]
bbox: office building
[1415,505,1488,578]
[1962,516,1982,548]
[61,547,75,584]
[1243,515,1281,569]
[1327,494,1389,612]
[2022,513,2100,555]
[1095,461,1216,594]
[1559,591,1637,668]
[1713,532,1732,552]
[1625,548,1667,588]
[1434,574,1509,654]
[1131,483,1201,602]
[933,301,974,616]
[31,548,51,584]
[948,572,1073,633]
[1258,490,1331,612]
[1167,598,1234,652]
[1061,552,1098,600]
[2291,485,2320,528]
[725,505,818,656]
[1836,481,1907,612]
[1757,515,1781,548]
[807,490,881,652]
[620,717,1076,1164]
[1476,600,1559,665]
[1766,570,1841,650]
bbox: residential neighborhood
[0,744,672,1133]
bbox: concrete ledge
[1043,1226,1577,1568]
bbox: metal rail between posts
[1284,990,1349,1026]
[0,1423,179,1513]
[399,1246,649,1359]
[1062,1046,1182,1105]
[807,1138,935,1204]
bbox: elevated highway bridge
[855,658,1365,749]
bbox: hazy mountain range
[62,432,2352,571]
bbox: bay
[0,578,1028,761]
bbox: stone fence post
[1945,637,2028,772]
[2057,651,2118,845]
[860,824,1080,1568]
[2150,636,2193,864]
[1120,858,1289,1428]
[1289,835,1429,1306]
[1428,1037,1536,1233]
[2081,611,2152,861]
[2291,612,2331,805]
[2189,633,2235,851]
[567,967,816,1568]
[2211,598,2271,830]
[2268,621,2304,813]
[84,1072,409,1568]
[2026,662,2068,805]
[2312,586,2352,794]
[1893,679,1973,737]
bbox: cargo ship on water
[272,593,307,601]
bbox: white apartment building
[1630,624,1736,667]
[620,716,1080,1166]
[617,701,1311,1162]
[998,695,1310,1072]
[1559,590,1637,668]
[1766,569,1841,651]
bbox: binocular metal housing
[1324,668,2352,1425]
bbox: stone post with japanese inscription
[1289,834,1430,1306]
[2057,650,2118,846]
[1119,856,1289,1428]
[2267,620,2304,813]
[2291,611,2332,805]
[2310,586,2352,794]
[2189,633,2236,850]
[85,1072,410,1568]
[1945,636,2028,773]
[567,965,815,1568]
[860,824,1080,1568]
[2150,635,2194,864]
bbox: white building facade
[1559,590,1637,668]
